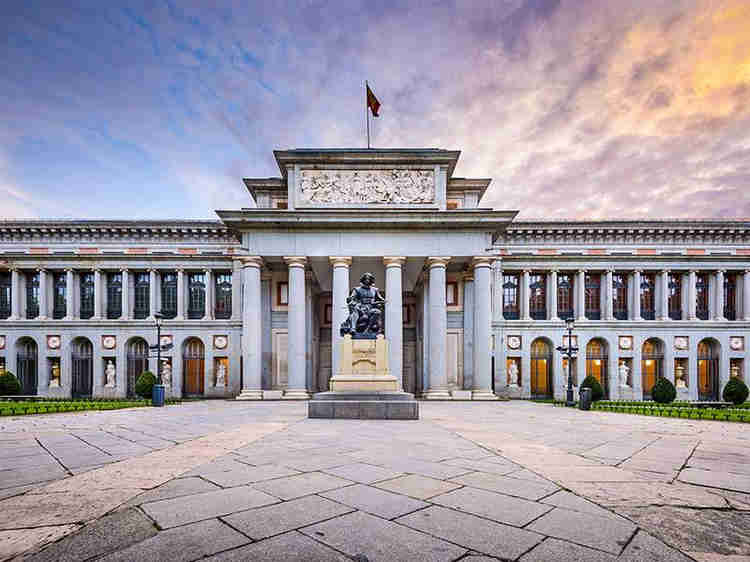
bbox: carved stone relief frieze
[297,169,435,206]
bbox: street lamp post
[152,312,165,407]
[556,317,579,407]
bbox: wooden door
[183,339,205,396]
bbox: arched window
[641,339,663,400]
[586,339,608,398]
[698,339,720,401]
[530,339,552,398]
[16,338,38,395]
[183,338,205,396]
[71,338,93,398]
[126,338,149,397]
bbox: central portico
[217,148,516,401]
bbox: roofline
[508,218,750,228]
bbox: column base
[236,389,263,400]
[282,389,311,400]
[471,389,498,400]
[422,389,452,400]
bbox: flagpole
[365,80,371,149]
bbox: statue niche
[340,272,385,339]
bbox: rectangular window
[277,282,288,306]
[134,272,150,320]
[106,272,122,320]
[53,272,66,319]
[26,271,40,319]
[640,273,655,320]
[161,272,178,319]
[724,274,737,321]
[0,272,10,319]
[557,273,573,320]
[503,273,520,320]
[446,282,458,305]
[585,273,601,320]
[612,273,628,320]
[668,273,682,320]
[80,272,95,319]
[529,273,546,320]
[214,271,232,319]
[187,273,205,319]
[696,273,709,320]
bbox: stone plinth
[309,391,419,420]
[329,334,398,392]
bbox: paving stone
[441,458,517,475]
[0,465,68,489]
[203,531,350,561]
[374,474,461,500]
[366,456,475,479]
[679,468,750,494]
[619,529,695,562]
[540,490,622,520]
[0,454,61,470]
[201,463,300,487]
[322,462,403,484]
[519,537,617,561]
[251,471,354,500]
[126,476,220,506]
[526,507,636,555]
[396,505,543,559]
[430,486,552,527]
[504,468,553,484]
[321,483,428,519]
[141,486,279,529]
[0,525,79,561]
[26,508,156,562]
[99,518,250,562]
[278,454,358,472]
[450,471,558,500]
[0,484,34,501]
[222,494,354,539]
[565,481,728,508]
[300,510,467,562]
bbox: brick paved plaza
[1,401,749,561]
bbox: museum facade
[1,148,748,402]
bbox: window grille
[557,273,573,320]
[25,272,40,319]
[696,273,709,320]
[502,274,519,320]
[214,272,232,319]
[612,273,628,320]
[584,273,601,320]
[80,272,95,320]
[188,273,206,319]
[0,272,10,319]
[668,273,682,320]
[107,272,122,319]
[724,274,736,320]
[640,273,655,320]
[529,273,546,320]
[53,272,66,319]
[161,272,177,319]
[134,272,150,320]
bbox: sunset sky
[2,0,749,220]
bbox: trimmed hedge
[0,398,182,416]
[652,377,677,404]
[0,372,22,395]
[135,371,157,399]
[591,402,750,423]
[723,378,749,405]
[580,375,604,401]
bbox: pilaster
[605,269,614,321]
[37,268,48,320]
[65,268,75,320]
[632,269,642,321]
[714,269,725,321]
[659,269,670,321]
[176,268,185,320]
[93,268,102,320]
[9,268,20,320]
[204,269,213,320]
[744,269,750,321]
[576,270,586,321]
[549,269,560,321]
[121,268,130,320]
[148,268,158,320]
[688,270,697,320]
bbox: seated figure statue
[340,272,385,339]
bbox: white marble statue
[105,360,116,387]
[618,361,630,387]
[49,362,60,388]
[731,364,741,379]
[216,362,226,387]
[161,361,172,387]
[507,361,519,386]
[675,364,687,388]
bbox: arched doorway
[586,339,609,399]
[641,338,663,400]
[16,338,38,395]
[183,338,205,397]
[530,338,552,399]
[698,339,720,401]
[126,338,149,397]
[71,337,93,398]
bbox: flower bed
[591,401,750,422]
[0,398,181,416]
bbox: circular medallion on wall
[213,335,228,350]
[730,336,744,351]
[160,335,173,348]
[47,335,61,350]
[507,335,522,350]
[618,336,633,351]
[101,335,117,350]
[674,336,689,351]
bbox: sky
[1,0,750,221]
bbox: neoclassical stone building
[1,148,748,401]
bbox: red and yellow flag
[366,84,380,117]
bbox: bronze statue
[340,272,385,339]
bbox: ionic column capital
[383,256,406,267]
[427,256,451,268]
[550,267,560,274]
[283,256,307,268]
[120,267,129,274]
[716,269,726,275]
[660,268,670,274]
[329,256,352,267]
[240,256,264,269]
[471,256,493,269]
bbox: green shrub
[580,375,604,401]
[723,378,749,405]
[652,377,676,404]
[135,371,157,399]
[0,372,22,395]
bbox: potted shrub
[580,375,604,402]
[0,371,22,395]
[722,378,749,406]
[652,377,676,404]
[135,371,157,399]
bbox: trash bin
[152,384,165,407]
[578,388,592,411]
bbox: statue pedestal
[309,334,418,420]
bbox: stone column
[744,269,750,321]
[65,269,74,320]
[521,269,531,320]
[492,259,503,323]
[714,270,725,321]
[37,268,48,319]
[424,257,451,399]
[9,268,20,320]
[204,269,213,320]
[93,268,103,319]
[237,257,263,400]
[283,257,310,399]
[148,268,158,319]
[176,268,185,320]
[688,270,697,320]
[121,268,130,320]
[659,269,670,321]
[605,269,615,321]
[549,269,559,321]
[632,269,642,321]
[472,257,496,400]
[231,261,242,320]
[462,270,474,391]
[330,257,352,378]
[384,257,406,390]
[576,270,586,321]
